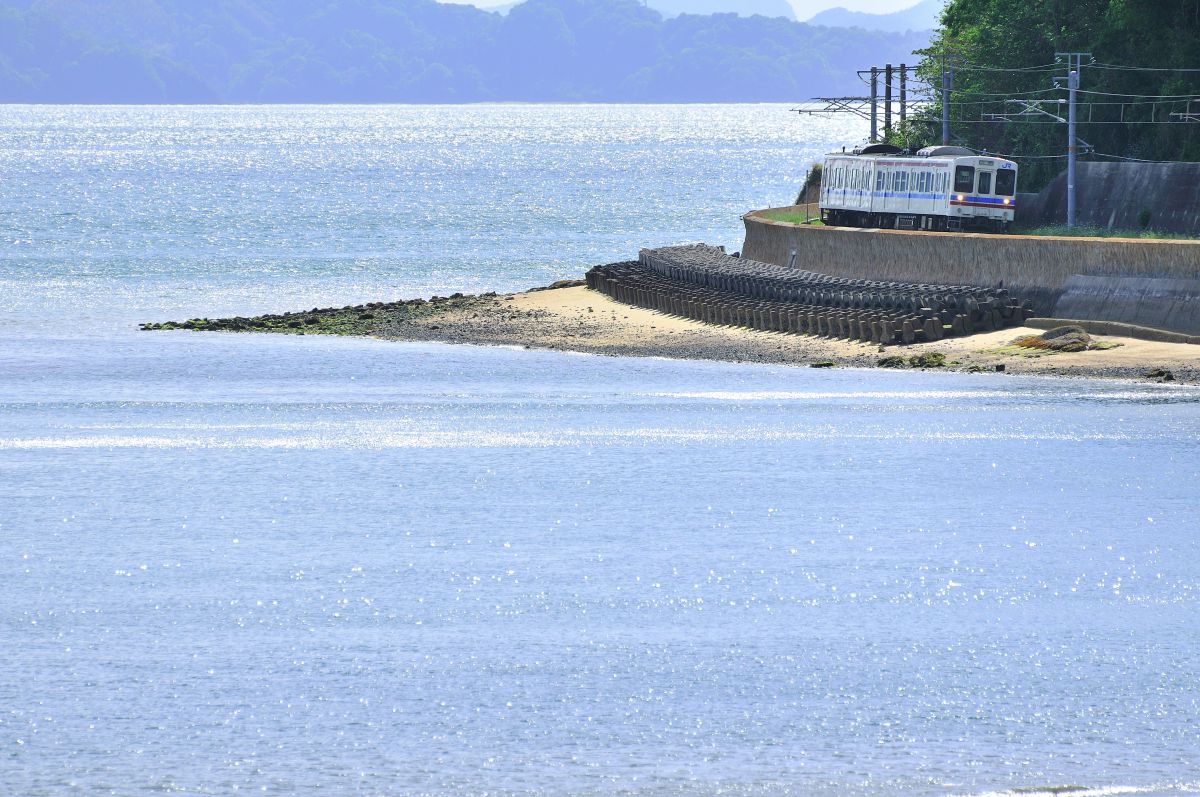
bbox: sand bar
[369,286,1200,383]
[144,283,1200,383]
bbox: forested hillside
[0,0,929,102]
[926,0,1200,187]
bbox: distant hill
[807,0,942,32]
[0,0,930,103]
[462,0,795,17]
[650,0,795,19]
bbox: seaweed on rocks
[141,293,501,336]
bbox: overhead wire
[1088,62,1200,73]
[1077,89,1200,99]
[1090,151,1187,162]
[955,61,1063,73]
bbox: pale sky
[450,0,923,20]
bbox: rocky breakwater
[587,244,1035,346]
[140,291,553,337]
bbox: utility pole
[941,60,952,145]
[1056,52,1092,228]
[1068,66,1078,227]
[795,64,922,145]
[884,64,893,139]
[870,66,879,142]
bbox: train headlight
[956,194,964,201]
[1003,198,1011,205]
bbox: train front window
[954,165,975,193]
[977,171,992,194]
[995,170,1016,196]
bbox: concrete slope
[1018,162,1200,235]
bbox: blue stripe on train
[829,192,1013,204]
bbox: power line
[1089,62,1200,73]
[956,61,1062,73]
[1091,151,1187,163]
[952,119,1199,124]
[952,86,1063,98]
[1078,89,1200,99]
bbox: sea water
[1,105,1198,797]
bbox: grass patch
[1018,224,1197,240]
[983,344,1053,358]
[983,340,1123,358]
[763,209,823,225]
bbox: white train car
[819,145,1017,233]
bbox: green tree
[923,0,1200,189]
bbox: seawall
[1017,162,1200,234]
[742,208,1200,335]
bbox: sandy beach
[371,285,1200,383]
[144,282,1200,383]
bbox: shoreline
[144,283,1200,384]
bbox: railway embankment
[742,207,1200,336]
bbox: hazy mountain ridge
[447,1,795,19]
[807,0,941,32]
[648,0,794,19]
[0,0,930,102]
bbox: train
[818,144,1017,233]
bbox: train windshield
[954,165,975,193]
[995,170,1016,196]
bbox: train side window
[995,169,1016,196]
[938,173,947,193]
[875,171,885,191]
[977,171,992,194]
[954,165,975,193]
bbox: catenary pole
[870,67,879,142]
[941,63,951,145]
[1055,52,1090,228]
[884,64,893,139]
[1068,65,1078,227]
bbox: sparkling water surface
[1,106,1199,797]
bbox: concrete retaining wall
[1018,162,1200,234]
[742,208,1200,332]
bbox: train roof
[915,145,975,157]
[824,146,1015,163]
